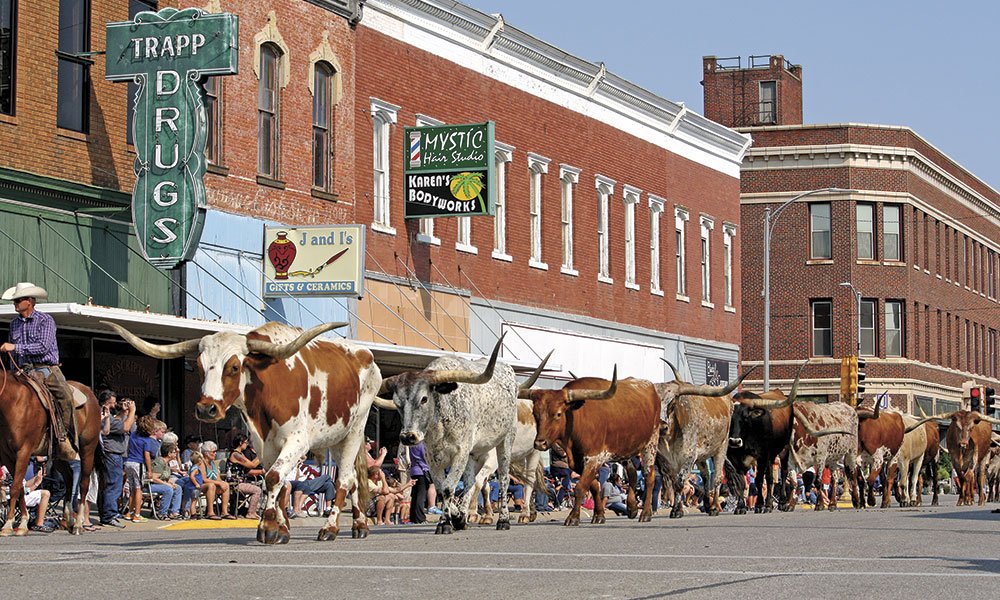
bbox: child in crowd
[181,451,205,519]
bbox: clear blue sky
[462,1,1000,191]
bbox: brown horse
[0,368,101,536]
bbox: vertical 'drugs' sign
[106,8,238,269]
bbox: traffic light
[986,387,996,415]
[856,357,866,397]
[840,356,852,401]
[846,355,859,406]
[970,386,981,413]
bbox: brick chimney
[702,54,802,127]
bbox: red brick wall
[702,55,802,128]
[355,27,742,346]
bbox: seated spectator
[24,459,54,533]
[487,473,525,512]
[602,473,628,516]
[149,443,182,519]
[366,438,387,470]
[166,444,185,482]
[227,433,262,519]
[288,456,337,518]
[199,441,235,519]
[180,451,206,518]
[368,466,415,525]
[181,434,202,465]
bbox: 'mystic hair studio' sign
[403,121,495,218]
[105,8,238,269]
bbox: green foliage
[938,451,952,482]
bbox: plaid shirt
[8,309,59,367]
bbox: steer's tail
[354,446,371,512]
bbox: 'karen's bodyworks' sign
[106,8,238,269]
[403,121,495,219]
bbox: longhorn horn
[245,322,347,360]
[977,413,1000,426]
[377,375,398,399]
[101,320,202,359]
[427,333,505,386]
[740,360,808,409]
[904,412,956,433]
[519,350,553,390]
[661,357,683,382]
[674,366,757,398]
[372,396,398,411]
[792,405,853,437]
[565,365,618,403]
[916,401,929,418]
[567,371,578,380]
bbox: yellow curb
[160,518,259,530]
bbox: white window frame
[414,114,443,246]
[886,300,903,357]
[700,214,714,307]
[527,152,550,270]
[559,165,581,276]
[649,195,665,296]
[492,142,514,261]
[370,97,399,235]
[857,203,875,260]
[884,204,901,262]
[860,299,876,356]
[810,202,831,259]
[723,222,736,311]
[675,205,689,300]
[596,175,616,284]
[623,185,641,290]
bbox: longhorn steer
[523,369,660,526]
[893,413,930,507]
[906,410,1000,506]
[103,320,379,544]
[725,364,807,514]
[657,360,752,518]
[787,401,860,510]
[372,337,538,534]
[854,405,904,509]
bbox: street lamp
[762,187,856,392]
[839,282,862,356]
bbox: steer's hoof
[638,512,652,523]
[0,529,12,538]
[496,518,510,531]
[317,526,339,541]
[479,516,493,526]
[591,514,606,524]
[435,521,453,535]
[276,525,290,544]
[707,509,720,517]
[351,522,369,539]
[827,504,837,512]
[734,506,747,515]
[753,505,764,514]
[669,508,684,519]
[468,514,480,524]
[14,527,27,537]
[258,526,279,545]
[518,513,531,524]
[564,516,580,526]
[451,513,467,531]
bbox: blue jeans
[606,501,628,516]
[149,482,183,516]
[99,453,125,523]
[291,474,336,500]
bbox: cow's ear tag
[433,382,459,395]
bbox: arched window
[1,0,19,116]
[312,61,334,191]
[257,43,281,178]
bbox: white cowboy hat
[1,282,48,301]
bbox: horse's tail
[354,446,371,512]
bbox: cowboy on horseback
[0,282,78,457]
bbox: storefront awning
[0,303,556,375]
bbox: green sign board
[105,8,238,269]
[403,121,495,219]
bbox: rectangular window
[257,44,280,177]
[492,143,513,257]
[597,177,614,281]
[0,0,15,116]
[624,187,639,288]
[700,218,713,303]
[812,300,833,357]
[860,299,876,356]
[759,81,776,124]
[856,204,874,260]
[312,64,332,190]
[560,166,580,272]
[126,0,156,144]
[723,227,734,307]
[57,0,90,133]
[370,98,398,232]
[527,153,550,268]
[649,197,664,293]
[990,250,997,299]
[810,203,831,259]
[886,300,903,357]
[204,76,223,165]
[883,205,901,262]
[990,329,997,378]
[675,207,689,296]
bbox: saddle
[21,371,87,411]
[21,371,83,460]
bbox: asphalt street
[2,498,999,599]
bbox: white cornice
[362,0,749,177]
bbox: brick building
[703,54,1000,413]
[0,0,750,441]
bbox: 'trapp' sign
[105,8,238,269]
